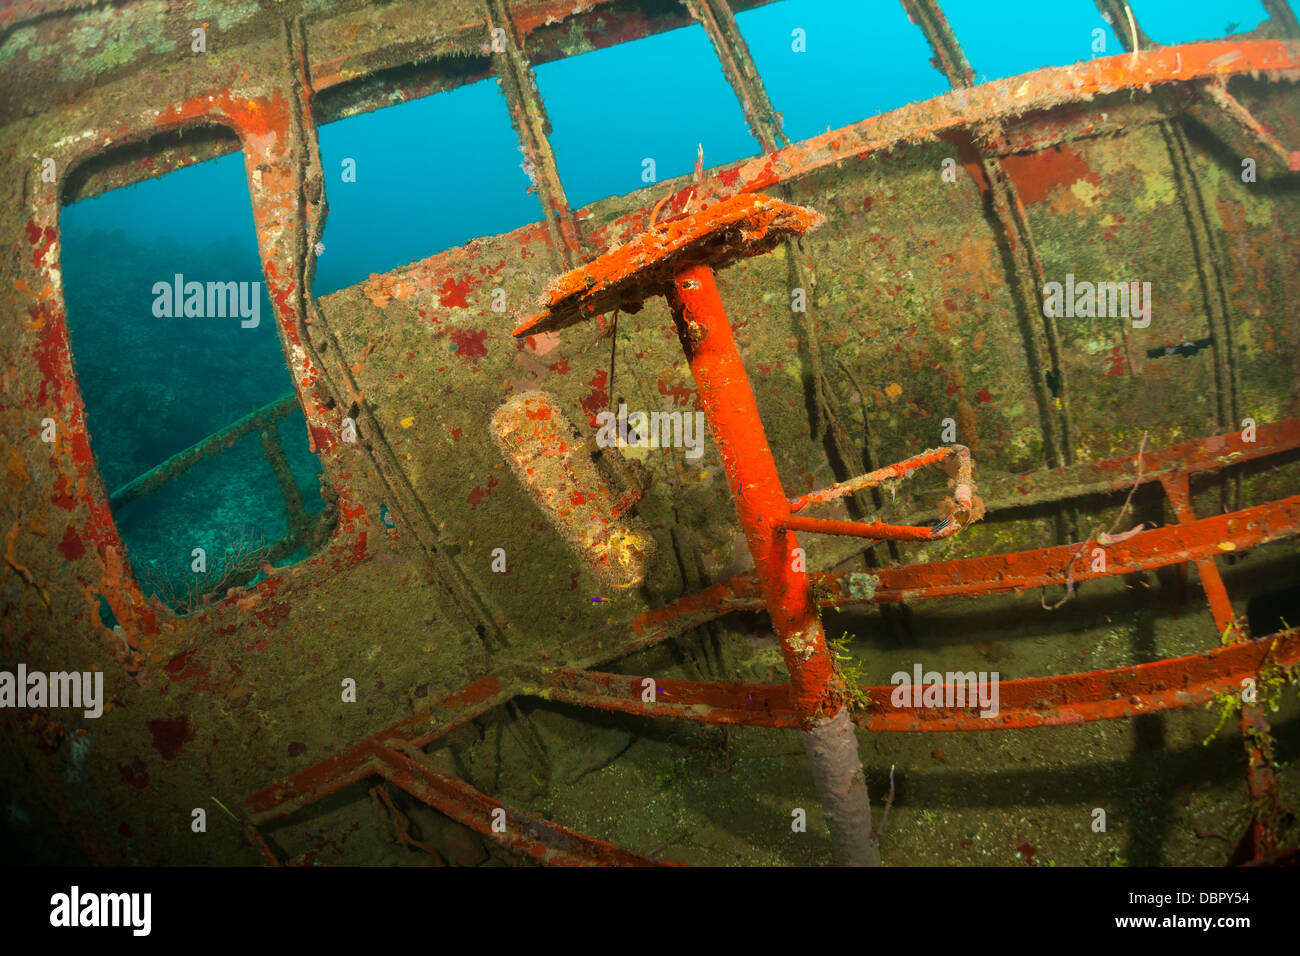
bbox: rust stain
[1000,145,1099,205]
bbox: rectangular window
[533,17,762,208]
[941,0,1122,83]
[313,67,544,296]
[735,0,950,143]
[1128,0,1268,44]
[59,128,331,614]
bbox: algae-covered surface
[2,0,1299,869]
[237,534,1300,868]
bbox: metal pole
[667,263,880,866]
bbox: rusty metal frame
[240,418,1300,863]
[14,0,1299,864]
[231,37,1300,865]
[902,0,1076,482]
[102,392,335,607]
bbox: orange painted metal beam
[244,674,508,825]
[583,40,1300,249]
[368,741,670,866]
[830,495,1300,606]
[525,628,1300,732]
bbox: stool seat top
[513,192,824,338]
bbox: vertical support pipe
[258,422,311,544]
[1161,472,1280,857]
[667,263,880,866]
[903,0,1075,473]
[485,0,585,268]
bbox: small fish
[929,515,956,538]
[1146,336,1212,359]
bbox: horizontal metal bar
[243,674,507,825]
[242,437,1300,829]
[520,665,799,728]
[836,495,1300,606]
[979,418,1300,516]
[524,628,1300,731]
[780,513,943,541]
[580,40,1300,247]
[108,393,300,510]
[788,446,966,512]
[368,741,669,866]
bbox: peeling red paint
[309,424,335,454]
[449,327,489,363]
[1106,344,1127,377]
[163,650,205,684]
[580,369,610,421]
[32,307,65,406]
[656,375,694,407]
[147,716,194,761]
[57,524,84,561]
[119,760,149,789]
[438,276,473,308]
[255,603,290,628]
[467,475,500,507]
[1001,145,1099,205]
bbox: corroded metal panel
[1,0,1298,867]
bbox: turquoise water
[60,153,326,610]
[941,0,1121,82]
[1130,0,1268,44]
[57,0,1275,613]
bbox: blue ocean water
[61,150,326,609]
[313,77,542,296]
[734,0,950,142]
[1128,0,1268,45]
[534,22,761,209]
[57,0,1275,612]
[940,0,1121,82]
